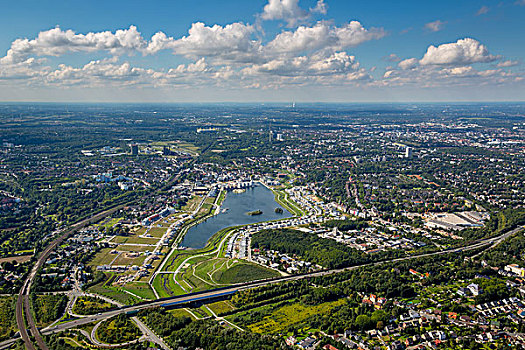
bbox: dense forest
[251,229,400,269]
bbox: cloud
[476,6,490,15]
[1,7,519,94]
[44,58,152,87]
[398,58,418,70]
[379,63,522,89]
[424,20,446,32]
[419,38,498,66]
[385,53,401,62]
[310,0,327,14]
[261,0,327,26]
[242,51,367,79]
[497,60,519,67]
[1,26,145,64]
[0,58,48,80]
[515,0,525,6]
[377,38,524,89]
[266,21,385,54]
[0,16,387,89]
[146,22,257,61]
[261,0,308,26]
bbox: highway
[33,225,524,338]
[16,203,131,350]
[10,201,522,350]
[15,173,184,349]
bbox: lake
[181,184,292,249]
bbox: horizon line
[0,100,525,104]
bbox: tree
[355,315,371,330]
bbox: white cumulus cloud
[398,58,419,70]
[146,22,258,63]
[419,38,497,66]
[1,26,145,64]
[261,0,327,26]
[497,60,519,67]
[266,21,385,54]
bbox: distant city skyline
[0,0,524,102]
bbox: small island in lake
[246,209,263,216]
[274,207,283,214]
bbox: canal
[181,184,292,249]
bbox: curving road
[11,211,522,350]
[15,174,183,350]
[15,203,132,350]
[32,225,523,339]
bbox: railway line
[30,225,523,340]
[12,185,522,350]
[13,173,187,349]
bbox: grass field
[154,273,187,298]
[122,282,156,300]
[273,189,304,216]
[246,299,346,334]
[207,300,236,316]
[132,227,147,235]
[191,258,279,285]
[213,262,279,284]
[112,253,146,267]
[114,245,152,253]
[97,217,123,229]
[159,255,279,296]
[182,195,203,212]
[147,227,168,238]
[111,235,159,245]
[216,190,226,206]
[87,273,140,305]
[87,248,117,266]
[168,308,195,319]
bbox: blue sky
[0,0,523,102]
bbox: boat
[247,210,263,216]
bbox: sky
[0,0,524,102]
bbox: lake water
[181,184,292,249]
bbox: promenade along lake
[181,184,292,249]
